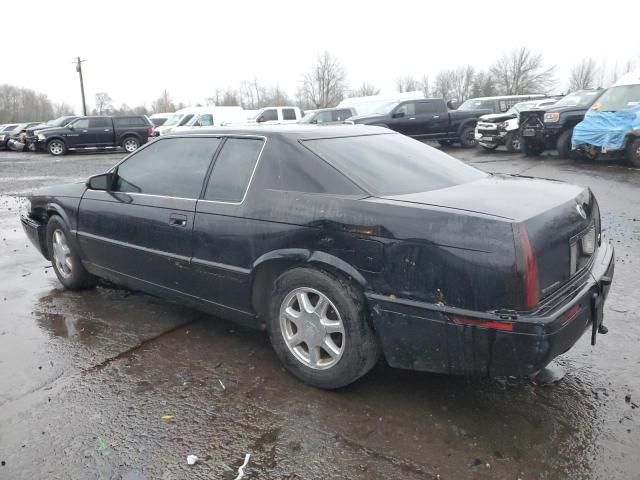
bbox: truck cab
[250,106,302,124]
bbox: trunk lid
[381,174,598,302]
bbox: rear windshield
[302,133,486,196]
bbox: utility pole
[75,57,87,116]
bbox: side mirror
[67,123,75,130]
[310,119,318,124]
[257,116,265,123]
[86,172,113,191]
[392,111,405,119]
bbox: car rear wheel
[459,126,477,148]
[505,132,521,153]
[122,136,140,153]
[46,216,97,290]
[556,129,574,159]
[47,139,67,156]
[267,268,380,389]
[626,138,640,168]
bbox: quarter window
[282,108,297,120]
[204,138,264,203]
[113,137,220,198]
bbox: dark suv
[37,116,153,155]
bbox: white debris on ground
[234,454,251,480]
[187,454,198,465]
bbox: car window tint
[261,109,278,121]
[178,114,194,126]
[416,102,439,114]
[303,133,486,196]
[204,138,264,203]
[315,111,333,124]
[332,110,352,121]
[282,108,297,120]
[114,137,220,198]
[89,118,110,128]
[198,114,214,126]
[73,119,90,129]
[114,117,146,126]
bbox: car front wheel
[47,139,67,156]
[46,216,97,290]
[626,138,640,168]
[267,268,380,389]
[459,126,477,148]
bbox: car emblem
[576,204,587,219]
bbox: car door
[90,117,113,146]
[388,101,416,135]
[77,136,221,293]
[408,101,449,137]
[65,118,91,147]
[190,136,265,314]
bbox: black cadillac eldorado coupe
[21,125,614,389]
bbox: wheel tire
[556,129,573,159]
[626,138,640,167]
[521,137,544,157]
[267,267,380,389]
[46,216,97,290]
[458,126,477,148]
[505,131,521,153]
[122,136,140,153]
[437,139,452,147]
[480,143,499,151]
[47,139,67,156]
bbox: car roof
[164,124,390,140]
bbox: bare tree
[53,102,75,117]
[151,90,176,113]
[298,51,348,108]
[396,74,419,93]
[450,66,476,103]
[0,84,55,122]
[94,92,113,115]
[349,82,380,97]
[568,58,598,90]
[419,74,430,98]
[433,70,455,100]
[490,47,556,94]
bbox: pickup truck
[36,115,153,156]
[348,98,489,147]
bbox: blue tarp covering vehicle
[571,71,640,166]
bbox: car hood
[478,112,517,123]
[379,174,585,222]
[30,181,87,199]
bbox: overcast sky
[4,0,639,112]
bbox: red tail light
[519,224,539,309]
[147,127,153,137]
[453,315,513,331]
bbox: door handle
[104,129,111,132]
[433,115,440,119]
[169,213,187,227]
[409,117,416,120]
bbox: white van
[155,107,200,136]
[249,106,303,124]
[149,112,174,127]
[171,106,246,132]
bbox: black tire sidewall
[505,131,519,153]
[557,129,573,159]
[122,136,140,152]
[267,268,380,389]
[48,140,66,156]
[626,138,640,168]
[46,216,95,290]
[459,126,477,148]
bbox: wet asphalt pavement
[0,146,639,480]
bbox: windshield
[592,85,640,112]
[303,133,486,196]
[507,102,537,115]
[374,102,399,115]
[555,90,602,108]
[49,116,73,127]
[459,99,495,111]
[163,113,184,127]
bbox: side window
[204,138,264,203]
[114,137,220,198]
[315,111,333,124]
[73,119,90,129]
[196,114,214,126]
[178,114,194,126]
[499,100,508,112]
[395,102,416,116]
[416,102,439,114]
[332,110,352,121]
[282,108,297,120]
[261,109,278,122]
[89,118,110,128]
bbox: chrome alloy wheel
[279,287,345,370]
[49,141,64,155]
[52,229,72,278]
[123,138,138,152]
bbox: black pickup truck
[37,115,153,155]
[349,98,489,147]
[519,89,604,157]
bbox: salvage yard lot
[1,147,639,479]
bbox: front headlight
[37,133,46,140]
[544,112,560,122]
[0,134,5,141]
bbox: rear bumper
[367,241,615,377]
[21,214,49,260]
